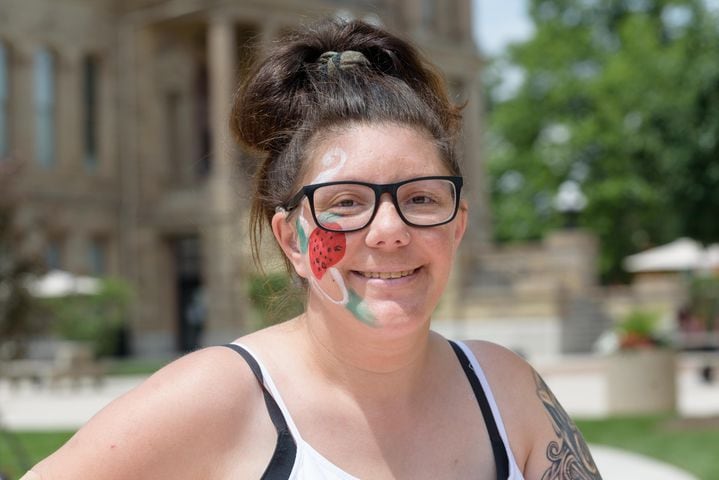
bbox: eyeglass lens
[312,178,457,231]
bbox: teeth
[360,269,416,279]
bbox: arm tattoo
[534,372,602,480]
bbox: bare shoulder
[461,340,531,376]
[32,345,268,480]
[460,340,537,430]
[462,340,601,479]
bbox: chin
[362,301,433,331]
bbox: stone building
[0,0,489,355]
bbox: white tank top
[229,341,524,480]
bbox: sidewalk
[540,355,718,480]
[539,353,719,419]
[2,355,717,479]
[591,445,698,480]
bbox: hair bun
[318,50,370,76]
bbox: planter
[606,349,677,415]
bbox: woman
[27,19,601,479]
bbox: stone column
[117,22,162,353]
[545,229,599,293]
[207,15,236,224]
[453,66,492,317]
[548,229,606,353]
[464,69,492,248]
[457,0,474,45]
[204,15,246,341]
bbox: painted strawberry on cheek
[308,224,346,280]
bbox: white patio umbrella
[623,238,707,273]
[28,270,102,298]
[703,244,719,271]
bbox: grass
[103,357,171,376]
[0,358,169,479]
[1,416,717,479]
[576,415,719,480]
[0,430,73,479]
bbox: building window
[165,90,183,183]
[34,48,56,167]
[46,238,63,270]
[83,56,99,170]
[88,237,107,276]
[0,41,9,159]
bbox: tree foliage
[44,278,134,357]
[0,161,42,358]
[485,0,719,282]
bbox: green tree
[0,161,42,358]
[44,278,134,357]
[486,0,719,282]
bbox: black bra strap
[449,341,510,480]
[223,344,297,480]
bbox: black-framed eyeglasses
[284,176,463,233]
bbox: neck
[298,300,435,398]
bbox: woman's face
[274,123,467,330]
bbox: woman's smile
[352,268,420,285]
[354,268,418,280]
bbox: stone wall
[438,229,688,356]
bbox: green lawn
[577,415,719,480]
[104,357,171,376]
[1,416,717,479]
[0,430,73,479]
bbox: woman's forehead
[303,123,447,184]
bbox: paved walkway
[591,445,698,480]
[2,354,718,479]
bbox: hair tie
[319,50,369,76]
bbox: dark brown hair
[231,18,463,269]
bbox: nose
[364,194,411,249]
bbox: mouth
[354,268,418,280]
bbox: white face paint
[310,147,347,184]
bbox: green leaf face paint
[296,217,308,254]
[346,288,375,326]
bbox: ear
[271,211,310,279]
[453,200,469,248]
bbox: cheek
[307,225,347,280]
[425,229,460,269]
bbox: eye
[313,184,374,216]
[408,194,438,205]
[333,197,361,208]
[402,189,442,207]
[321,194,372,216]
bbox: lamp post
[554,180,587,229]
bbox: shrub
[248,272,304,329]
[689,275,719,331]
[0,161,43,359]
[43,278,133,357]
[616,309,667,350]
